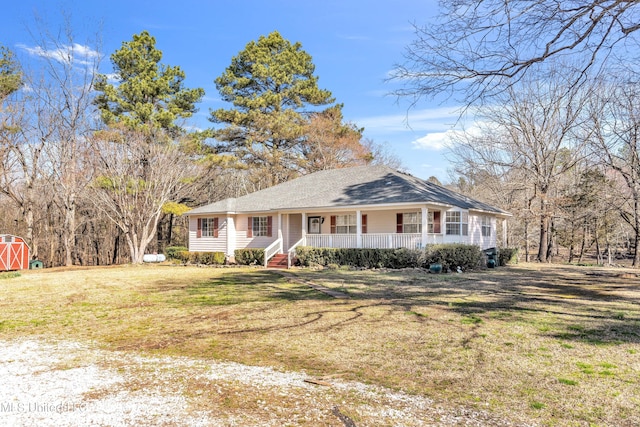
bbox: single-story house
[186,165,511,267]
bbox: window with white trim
[402,212,422,233]
[252,216,269,237]
[336,214,356,234]
[445,211,468,236]
[481,216,492,237]
[201,218,215,237]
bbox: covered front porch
[265,206,494,267]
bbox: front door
[308,216,322,234]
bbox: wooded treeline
[3,1,640,267]
[0,27,397,266]
[395,0,640,267]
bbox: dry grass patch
[1,263,639,425]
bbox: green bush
[234,248,265,265]
[422,244,483,272]
[295,247,422,269]
[166,246,188,260]
[293,244,485,271]
[177,251,191,263]
[194,251,226,265]
[498,247,519,265]
[174,251,225,265]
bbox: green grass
[0,271,20,280]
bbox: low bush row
[296,244,518,271]
[234,248,265,266]
[295,244,488,271]
[165,244,519,269]
[166,247,226,265]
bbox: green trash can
[29,260,44,269]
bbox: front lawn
[0,263,638,426]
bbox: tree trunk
[537,215,549,263]
[633,198,640,267]
[524,219,530,262]
[578,219,588,263]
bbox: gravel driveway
[0,339,526,426]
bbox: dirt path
[0,338,528,426]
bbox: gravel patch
[0,338,531,426]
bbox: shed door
[0,242,28,270]
[0,243,8,271]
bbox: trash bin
[29,259,44,269]
[483,248,497,268]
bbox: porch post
[301,212,307,245]
[502,218,507,247]
[421,206,428,248]
[356,210,362,248]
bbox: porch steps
[267,254,289,269]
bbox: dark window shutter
[213,217,219,238]
[197,218,202,238]
[330,216,336,234]
[396,213,403,233]
[362,214,368,234]
[433,211,441,234]
[267,216,273,237]
[247,216,253,238]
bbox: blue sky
[2,0,461,181]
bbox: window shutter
[196,218,202,238]
[247,216,253,238]
[433,211,441,234]
[267,216,273,237]
[213,217,219,238]
[330,216,336,234]
[362,214,368,234]
[396,213,403,233]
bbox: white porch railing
[305,233,435,249]
[306,234,357,248]
[361,233,422,249]
[264,237,283,267]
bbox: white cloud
[411,121,487,151]
[411,130,455,150]
[18,43,100,66]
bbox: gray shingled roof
[186,165,510,216]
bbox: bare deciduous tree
[588,80,640,266]
[392,0,640,104]
[90,127,201,264]
[450,72,590,262]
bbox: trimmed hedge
[234,248,265,265]
[498,247,519,265]
[174,251,226,265]
[166,246,188,260]
[421,244,483,272]
[295,244,484,271]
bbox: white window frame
[481,216,492,237]
[336,214,356,234]
[252,216,269,237]
[201,218,215,237]
[445,211,468,236]
[403,212,422,233]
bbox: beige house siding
[286,214,303,250]
[234,213,280,250]
[469,214,497,249]
[189,216,228,253]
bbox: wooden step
[267,254,289,269]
